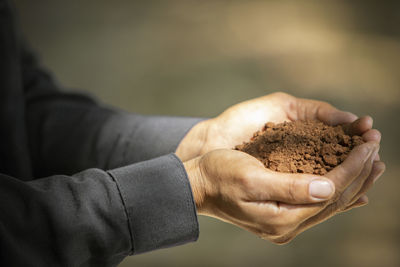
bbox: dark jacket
[0,1,200,266]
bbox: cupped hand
[183,139,382,243]
[183,149,336,242]
[176,92,380,160]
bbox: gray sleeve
[26,89,204,177]
[17,20,201,265]
[100,113,204,168]
[22,39,204,176]
[108,153,199,255]
[20,37,202,262]
[0,153,198,266]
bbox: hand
[184,149,336,242]
[176,92,379,160]
[183,141,381,243]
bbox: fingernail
[309,180,334,199]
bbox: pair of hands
[175,92,385,244]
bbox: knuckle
[246,175,259,191]
[321,101,334,109]
[238,173,255,192]
[272,92,290,98]
[288,178,301,202]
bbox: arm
[21,44,204,177]
[0,154,198,266]
[0,122,382,266]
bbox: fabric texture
[0,0,204,266]
[109,154,199,255]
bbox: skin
[175,92,385,244]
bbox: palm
[209,98,288,150]
[205,92,359,153]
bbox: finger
[362,129,381,160]
[317,105,358,126]
[324,141,378,194]
[343,195,369,212]
[250,171,335,204]
[241,200,325,237]
[275,194,370,244]
[294,99,358,125]
[277,194,353,244]
[362,129,381,161]
[334,144,378,209]
[270,201,339,244]
[348,161,385,206]
[342,116,373,136]
[362,129,381,142]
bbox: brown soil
[235,120,364,175]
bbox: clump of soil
[235,120,364,175]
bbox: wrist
[176,119,211,161]
[183,157,207,213]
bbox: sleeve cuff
[107,153,199,255]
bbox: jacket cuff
[107,153,199,255]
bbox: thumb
[254,172,336,204]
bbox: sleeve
[0,154,199,267]
[21,43,204,177]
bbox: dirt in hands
[235,120,364,175]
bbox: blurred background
[14,0,399,266]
